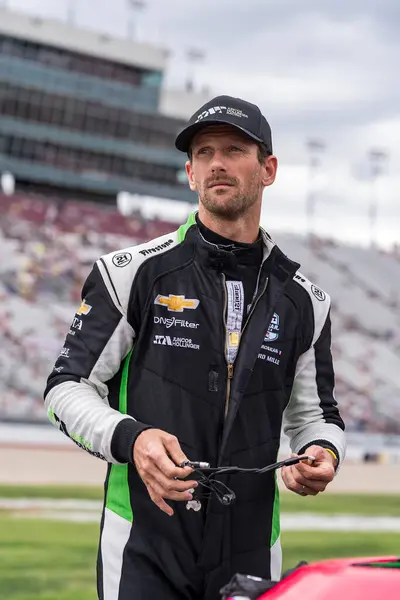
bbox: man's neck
[198,208,261,244]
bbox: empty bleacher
[1,194,400,432]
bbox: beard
[197,171,262,221]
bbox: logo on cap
[195,106,249,123]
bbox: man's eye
[197,148,210,155]
[229,146,242,152]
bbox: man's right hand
[133,428,198,516]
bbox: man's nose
[210,150,227,172]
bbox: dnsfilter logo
[153,316,199,329]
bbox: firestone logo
[139,239,174,257]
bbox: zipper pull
[224,363,234,418]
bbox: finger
[143,445,192,480]
[282,466,318,496]
[291,453,316,470]
[289,466,328,493]
[163,435,194,477]
[155,451,193,480]
[147,486,174,516]
[300,446,334,468]
[147,477,194,503]
[295,461,334,481]
[139,456,198,492]
[295,460,316,475]
[281,466,308,495]
[280,466,292,489]
[149,467,199,496]
[281,465,304,494]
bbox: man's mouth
[208,181,234,188]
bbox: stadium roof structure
[0,7,167,72]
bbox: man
[44,95,346,600]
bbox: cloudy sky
[5,0,400,248]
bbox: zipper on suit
[225,363,234,417]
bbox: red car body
[231,556,400,600]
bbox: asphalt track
[1,446,400,493]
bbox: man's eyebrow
[194,137,249,148]
[192,143,212,151]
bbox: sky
[4,0,400,249]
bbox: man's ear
[262,155,278,187]
[185,160,197,192]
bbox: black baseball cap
[175,95,273,154]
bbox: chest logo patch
[264,312,280,342]
[154,294,199,312]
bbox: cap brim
[175,119,264,153]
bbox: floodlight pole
[66,0,76,26]
[127,0,146,40]
[185,48,205,92]
[306,139,325,242]
[368,149,387,248]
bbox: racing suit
[44,212,346,600]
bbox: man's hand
[133,428,198,516]
[281,445,337,496]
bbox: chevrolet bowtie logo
[154,294,200,312]
[76,299,92,316]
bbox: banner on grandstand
[117,191,196,223]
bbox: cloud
[7,0,400,246]
[10,0,399,133]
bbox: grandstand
[1,192,400,434]
[0,7,197,421]
[0,7,197,205]
[0,8,399,437]
[275,233,400,433]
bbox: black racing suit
[44,213,346,600]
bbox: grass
[279,491,400,516]
[1,514,400,599]
[0,485,103,501]
[0,515,99,600]
[281,530,400,570]
[2,485,400,597]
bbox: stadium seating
[1,193,400,433]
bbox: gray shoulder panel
[293,271,331,345]
[96,230,180,317]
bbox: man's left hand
[281,445,337,496]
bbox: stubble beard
[198,172,262,222]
